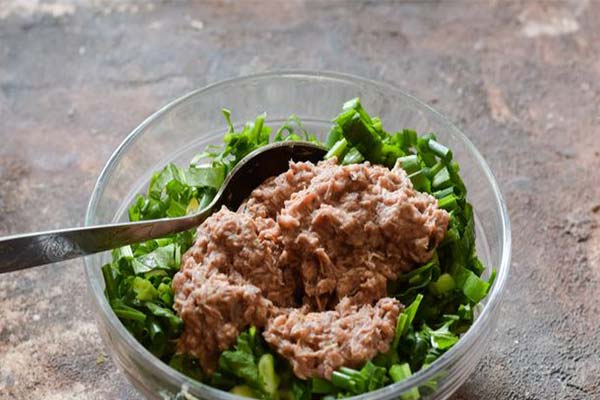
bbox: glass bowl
[84,71,511,400]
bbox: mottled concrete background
[0,0,599,399]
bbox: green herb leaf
[219,350,259,388]
[185,164,226,189]
[393,294,424,350]
[425,319,459,350]
[132,244,178,274]
[132,276,158,301]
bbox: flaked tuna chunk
[263,297,402,379]
[276,159,449,310]
[173,267,273,374]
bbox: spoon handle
[0,209,211,273]
[0,142,327,274]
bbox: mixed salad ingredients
[102,98,495,399]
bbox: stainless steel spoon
[0,141,327,273]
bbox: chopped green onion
[438,194,458,211]
[148,319,165,349]
[395,129,417,150]
[428,140,452,161]
[331,371,357,392]
[389,364,410,382]
[114,245,134,260]
[426,161,444,179]
[416,137,437,166]
[113,306,146,322]
[429,273,456,296]
[408,170,431,192]
[403,130,418,147]
[397,155,420,174]
[389,364,420,400]
[463,275,490,303]
[339,367,363,381]
[432,167,451,189]
[337,366,366,393]
[342,147,365,165]
[433,186,454,199]
[325,138,348,160]
[454,267,490,303]
[325,126,343,148]
[258,354,280,396]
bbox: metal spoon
[0,141,327,273]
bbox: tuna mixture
[172,159,450,379]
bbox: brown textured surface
[0,1,599,399]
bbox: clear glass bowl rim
[84,70,512,400]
